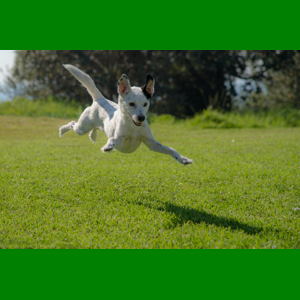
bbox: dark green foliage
[2,50,300,118]
[186,109,300,128]
[1,50,151,103]
[247,52,300,110]
[1,97,300,128]
[4,50,299,117]
[0,97,84,119]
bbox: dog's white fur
[59,64,193,165]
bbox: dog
[59,65,193,165]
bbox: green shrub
[1,97,300,128]
[0,97,85,119]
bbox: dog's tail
[63,64,105,102]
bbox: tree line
[2,50,299,117]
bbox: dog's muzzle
[131,118,142,126]
[131,115,145,127]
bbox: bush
[0,97,85,119]
[153,109,300,129]
[1,97,300,128]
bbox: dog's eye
[143,103,148,107]
[129,103,135,107]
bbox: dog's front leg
[143,138,193,165]
[101,137,122,153]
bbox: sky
[0,50,16,82]
[0,50,16,100]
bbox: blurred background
[0,50,299,118]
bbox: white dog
[59,65,193,165]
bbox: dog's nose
[138,116,145,122]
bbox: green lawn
[0,115,299,248]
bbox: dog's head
[117,74,155,126]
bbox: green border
[1,2,299,299]
[1,1,300,49]
[1,250,299,299]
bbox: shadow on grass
[133,199,263,235]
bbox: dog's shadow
[132,199,263,235]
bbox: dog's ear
[142,74,155,99]
[118,74,131,96]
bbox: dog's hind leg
[89,128,97,143]
[59,120,95,137]
[60,107,95,138]
[59,121,76,137]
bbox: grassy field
[0,115,299,248]
[1,97,300,128]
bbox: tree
[1,50,149,102]
[2,50,299,117]
[246,51,300,110]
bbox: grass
[0,115,299,248]
[149,109,300,128]
[1,97,300,128]
[0,97,84,119]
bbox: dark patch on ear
[141,73,154,99]
[141,88,152,99]
[145,73,153,82]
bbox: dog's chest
[116,135,142,153]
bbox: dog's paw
[101,145,114,153]
[177,156,193,165]
[59,127,65,137]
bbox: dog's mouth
[130,116,142,127]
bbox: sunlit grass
[1,97,300,128]
[149,109,300,128]
[0,116,299,248]
[0,97,84,119]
